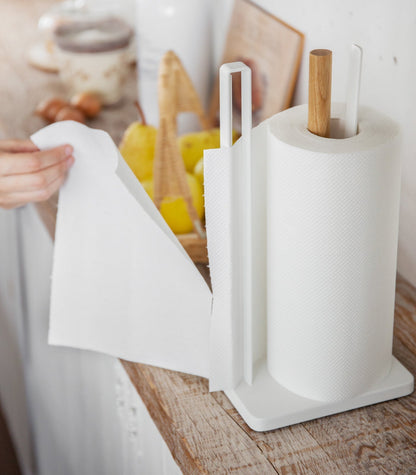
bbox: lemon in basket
[141,173,204,235]
[178,128,223,172]
[119,121,157,181]
[179,128,239,175]
[193,157,204,186]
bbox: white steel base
[225,357,414,432]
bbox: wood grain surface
[308,49,332,138]
[122,294,416,475]
[2,1,415,474]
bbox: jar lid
[54,17,133,53]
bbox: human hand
[0,139,74,209]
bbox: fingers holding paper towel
[0,139,39,154]
[0,141,74,209]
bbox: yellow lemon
[141,178,153,198]
[141,173,204,234]
[178,130,215,173]
[119,122,157,181]
[178,128,240,174]
[193,158,204,186]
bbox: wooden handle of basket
[153,51,208,237]
[308,49,332,138]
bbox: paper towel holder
[219,62,254,385]
[218,62,414,432]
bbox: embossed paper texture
[32,121,212,378]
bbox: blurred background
[0,1,415,474]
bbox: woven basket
[153,51,210,264]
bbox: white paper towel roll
[267,103,401,402]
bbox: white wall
[214,0,416,286]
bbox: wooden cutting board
[209,0,304,129]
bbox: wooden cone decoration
[153,51,209,239]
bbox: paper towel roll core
[267,104,401,402]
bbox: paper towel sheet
[267,104,401,401]
[204,144,239,390]
[204,123,268,391]
[31,121,212,378]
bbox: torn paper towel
[204,121,269,391]
[31,121,212,378]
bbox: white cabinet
[0,208,33,475]
[0,205,181,475]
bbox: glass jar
[54,16,133,105]
[29,0,88,72]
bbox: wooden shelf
[122,278,416,474]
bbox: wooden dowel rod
[308,49,332,138]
